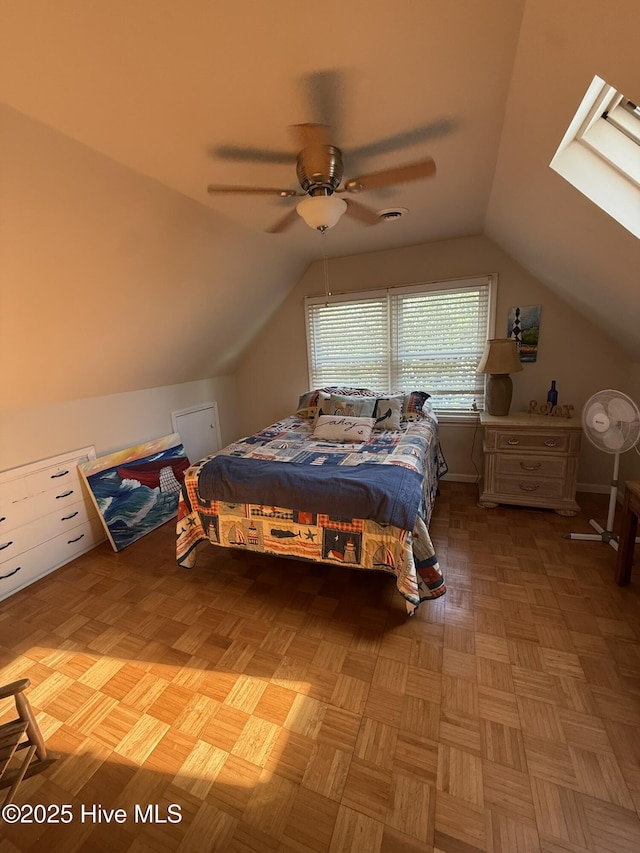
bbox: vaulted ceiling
[1,0,639,366]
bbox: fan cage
[581,390,640,454]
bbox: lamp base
[486,373,513,416]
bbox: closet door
[171,403,221,465]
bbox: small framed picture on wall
[507,305,541,362]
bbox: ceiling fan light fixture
[296,194,347,231]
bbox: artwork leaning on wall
[79,434,190,551]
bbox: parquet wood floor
[0,482,639,852]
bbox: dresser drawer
[0,500,98,562]
[0,459,89,507]
[495,454,567,479]
[0,516,105,600]
[0,479,91,530]
[493,475,566,501]
[494,430,570,453]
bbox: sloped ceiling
[485,0,640,361]
[0,0,524,256]
[0,0,638,391]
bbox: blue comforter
[197,455,424,531]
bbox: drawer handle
[51,469,70,478]
[507,438,520,445]
[519,482,540,492]
[67,534,85,544]
[520,462,541,471]
[56,490,74,499]
[0,567,21,580]
[544,439,558,447]
[61,511,79,521]
[0,541,13,551]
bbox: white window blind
[305,276,495,413]
[306,292,390,391]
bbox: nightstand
[478,412,582,516]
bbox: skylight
[604,99,640,146]
[550,75,640,238]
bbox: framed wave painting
[79,434,190,551]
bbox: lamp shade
[296,195,347,231]
[477,338,524,375]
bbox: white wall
[485,0,640,363]
[0,102,298,476]
[0,102,303,412]
[234,234,633,487]
[0,377,238,472]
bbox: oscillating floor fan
[566,390,640,550]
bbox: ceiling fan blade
[344,198,381,226]
[348,117,458,160]
[210,144,294,164]
[345,157,436,193]
[207,185,300,197]
[289,123,331,152]
[266,208,299,234]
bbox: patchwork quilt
[176,414,447,614]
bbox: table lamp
[477,338,523,416]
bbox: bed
[175,388,447,614]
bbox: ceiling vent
[377,207,409,221]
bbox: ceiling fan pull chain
[322,231,331,305]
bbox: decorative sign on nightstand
[528,400,575,418]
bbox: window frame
[304,273,497,421]
[550,75,640,238]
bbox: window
[550,75,640,238]
[305,274,496,415]
[603,99,640,147]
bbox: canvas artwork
[79,433,190,551]
[507,304,541,362]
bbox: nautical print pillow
[319,386,378,397]
[373,395,403,430]
[401,391,432,422]
[320,393,376,419]
[296,390,329,420]
[312,415,376,442]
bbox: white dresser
[0,447,105,602]
[478,413,582,516]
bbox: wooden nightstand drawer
[494,475,566,501]
[494,430,570,453]
[495,454,567,479]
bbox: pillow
[319,386,378,397]
[373,395,403,430]
[312,415,375,442]
[401,390,432,422]
[296,390,329,420]
[320,393,376,419]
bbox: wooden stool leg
[2,744,37,806]
[14,692,47,762]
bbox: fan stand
[565,451,640,550]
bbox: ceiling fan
[207,122,437,234]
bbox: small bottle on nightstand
[547,380,558,410]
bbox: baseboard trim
[440,475,613,495]
[440,473,480,484]
[576,483,613,495]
